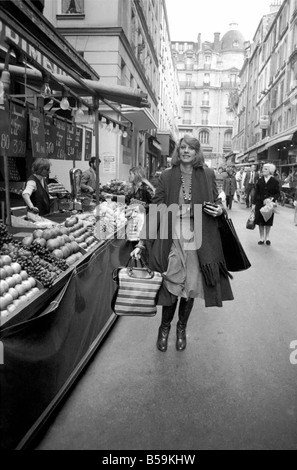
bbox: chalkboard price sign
[65,123,76,160]
[9,104,27,157]
[54,117,67,160]
[74,126,83,161]
[44,114,55,158]
[0,107,10,157]
[84,128,93,161]
[29,110,46,158]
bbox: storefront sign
[29,110,46,158]
[9,104,27,157]
[84,129,93,161]
[65,123,76,160]
[74,126,83,161]
[0,20,68,77]
[259,115,270,129]
[0,107,10,157]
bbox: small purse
[246,210,256,230]
[111,257,163,317]
[218,212,251,272]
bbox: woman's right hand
[130,247,142,260]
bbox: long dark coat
[253,176,280,226]
[143,166,234,308]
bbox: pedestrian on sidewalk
[242,164,258,208]
[252,163,280,245]
[130,134,234,352]
[223,167,237,209]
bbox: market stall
[0,0,149,450]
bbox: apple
[5,276,17,288]
[3,265,14,277]
[52,249,64,259]
[15,283,26,297]
[0,279,9,295]
[42,228,54,240]
[22,280,32,292]
[31,287,40,294]
[22,235,33,247]
[0,267,7,279]
[12,273,22,284]
[33,238,47,247]
[13,298,22,308]
[57,236,65,247]
[1,255,12,265]
[27,277,36,289]
[7,303,16,314]
[1,292,13,309]
[10,262,21,274]
[1,309,9,318]
[33,229,44,239]
[20,270,28,281]
[18,295,28,303]
[8,286,19,300]
[65,216,78,228]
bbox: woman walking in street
[131,135,234,352]
[252,163,280,245]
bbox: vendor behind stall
[80,157,97,197]
[22,158,51,216]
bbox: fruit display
[63,215,97,253]
[1,240,67,288]
[0,222,14,248]
[94,201,127,239]
[101,179,127,196]
[0,254,41,320]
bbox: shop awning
[265,133,294,149]
[121,107,158,130]
[0,64,150,108]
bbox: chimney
[214,32,220,52]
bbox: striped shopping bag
[111,258,163,316]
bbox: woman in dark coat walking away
[252,163,280,245]
[131,135,234,352]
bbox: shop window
[61,0,84,14]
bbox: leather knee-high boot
[157,301,177,352]
[176,298,194,351]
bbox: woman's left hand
[203,203,223,218]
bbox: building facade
[232,0,297,181]
[44,0,179,182]
[172,23,246,168]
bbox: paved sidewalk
[34,203,297,450]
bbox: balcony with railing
[179,81,195,88]
[183,101,192,106]
[201,120,209,125]
[182,120,192,125]
[202,100,210,106]
[221,81,238,89]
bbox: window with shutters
[199,131,209,144]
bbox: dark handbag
[246,210,256,230]
[111,257,163,317]
[218,212,251,272]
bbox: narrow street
[34,201,297,451]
